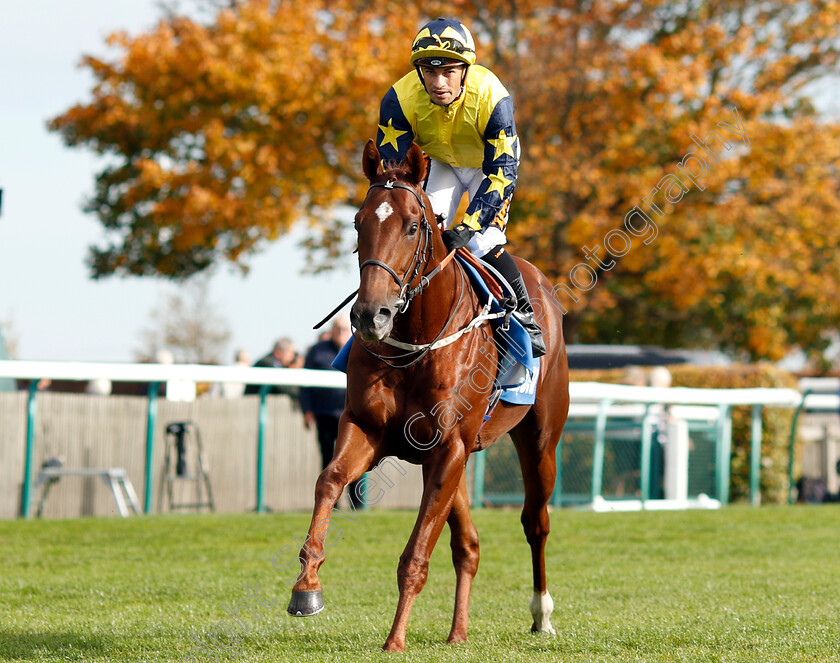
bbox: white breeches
[424,159,507,258]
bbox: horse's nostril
[374,308,393,328]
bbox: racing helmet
[410,18,476,67]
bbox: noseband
[359,178,435,312]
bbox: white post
[825,433,840,496]
[664,418,689,501]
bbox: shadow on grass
[0,630,109,660]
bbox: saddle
[451,250,540,405]
[455,248,506,301]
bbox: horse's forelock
[380,160,414,183]
[364,161,433,228]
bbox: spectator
[621,365,647,387]
[300,316,361,506]
[156,349,175,365]
[648,366,674,464]
[209,348,251,398]
[649,366,673,389]
[244,337,303,399]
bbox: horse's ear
[405,143,427,185]
[362,139,382,182]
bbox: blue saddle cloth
[332,254,539,405]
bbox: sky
[0,1,354,363]
[2,3,839,367]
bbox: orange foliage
[463,0,840,365]
[51,0,422,278]
[51,0,840,365]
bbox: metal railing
[0,361,345,518]
[0,360,813,517]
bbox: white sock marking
[529,590,556,634]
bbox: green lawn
[0,506,838,662]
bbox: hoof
[382,639,405,652]
[531,621,556,635]
[287,589,324,617]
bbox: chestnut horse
[288,140,570,652]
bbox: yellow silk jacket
[376,65,519,231]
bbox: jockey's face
[419,64,465,106]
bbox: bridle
[315,174,505,370]
[357,177,467,368]
[311,176,451,334]
[360,178,436,313]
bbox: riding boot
[508,275,546,358]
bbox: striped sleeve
[462,95,519,230]
[376,87,414,162]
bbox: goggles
[411,36,473,56]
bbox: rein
[355,177,463,368]
[360,262,468,369]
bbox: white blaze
[375,201,394,223]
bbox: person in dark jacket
[243,337,303,398]
[300,316,360,506]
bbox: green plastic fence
[470,417,720,508]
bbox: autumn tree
[459,0,840,366]
[135,277,231,364]
[51,0,422,279]
[53,0,840,367]
[0,316,18,360]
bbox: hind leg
[445,470,479,644]
[510,416,561,634]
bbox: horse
[287,139,570,652]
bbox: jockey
[376,17,545,358]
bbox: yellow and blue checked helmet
[410,18,476,67]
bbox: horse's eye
[408,222,419,235]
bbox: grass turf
[0,506,838,662]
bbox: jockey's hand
[441,224,475,252]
